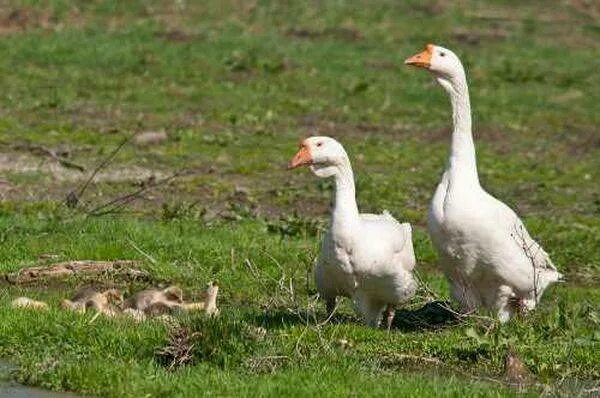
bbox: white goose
[289,136,416,328]
[405,44,562,322]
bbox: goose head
[288,136,348,178]
[405,44,466,92]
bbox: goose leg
[326,297,336,318]
[450,279,479,315]
[495,285,516,323]
[384,304,395,332]
[357,297,385,328]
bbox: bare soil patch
[565,0,600,20]
[407,1,447,16]
[452,27,508,46]
[285,26,363,42]
[297,116,517,154]
[0,152,166,183]
[155,29,202,43]
[562,125,600,157]
[0,7,53,35]
[0,5,84,35]
[298,115,406,140]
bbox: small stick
[77,132,138,199]
[86,170,183,216]
[127,238,158,265]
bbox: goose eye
[440,52,446,57]
[316,142,323,147]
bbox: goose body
[317,211,416,326]
[406,44,561,322]
[289,136,416,327]
[429,173,560,318]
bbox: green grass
[0,0,599,396]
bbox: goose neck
[444,74,479,185]
[331,159,359,228]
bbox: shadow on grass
[245,304,362,329]
[392,301,460,332]
[246,301,459,331]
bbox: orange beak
[405,44,434,69]
[288,144,312,169]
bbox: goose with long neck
[406,44,562,322]
[289,136,416,328]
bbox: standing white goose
[289,136,416,328]
[405,44,562,322]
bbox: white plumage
[289,136,416,327]
[406,44,562,322]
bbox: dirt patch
[297,115,407,140]
[452,27,509,46]
[0,6,84,35]
[65,103,128,133]
[465,8,570,23]
[154,29,202,43]
[562,124,600,157]
[364,59,398,71]
[407,1,447,16]
[134,131,168,147]
[0,148,173,208]
[297,116,516,154]
[0,152,166,183]
[159,170,332,221]
[0,178,12,199]
[285,26,363,42]
[257,197,328,221]
[404,125,516,154]
[0,7,54,35]
[564,0,600,20]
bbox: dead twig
[86,170,185,217]
[511,222,543,306]
[156,327,201,371]
[317,296,340,327]
[127,238,158,265]
[413,270,440,301]
[76,132,138,200]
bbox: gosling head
[405,44,466,91]
[206,281,219,299]
[103,289,124,305]
[288,136,348,178]
[163,286,184,303]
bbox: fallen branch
[4,260,144,284]
[66,131,139,208]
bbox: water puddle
[0,360,83,398]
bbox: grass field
[0,0,599,396]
